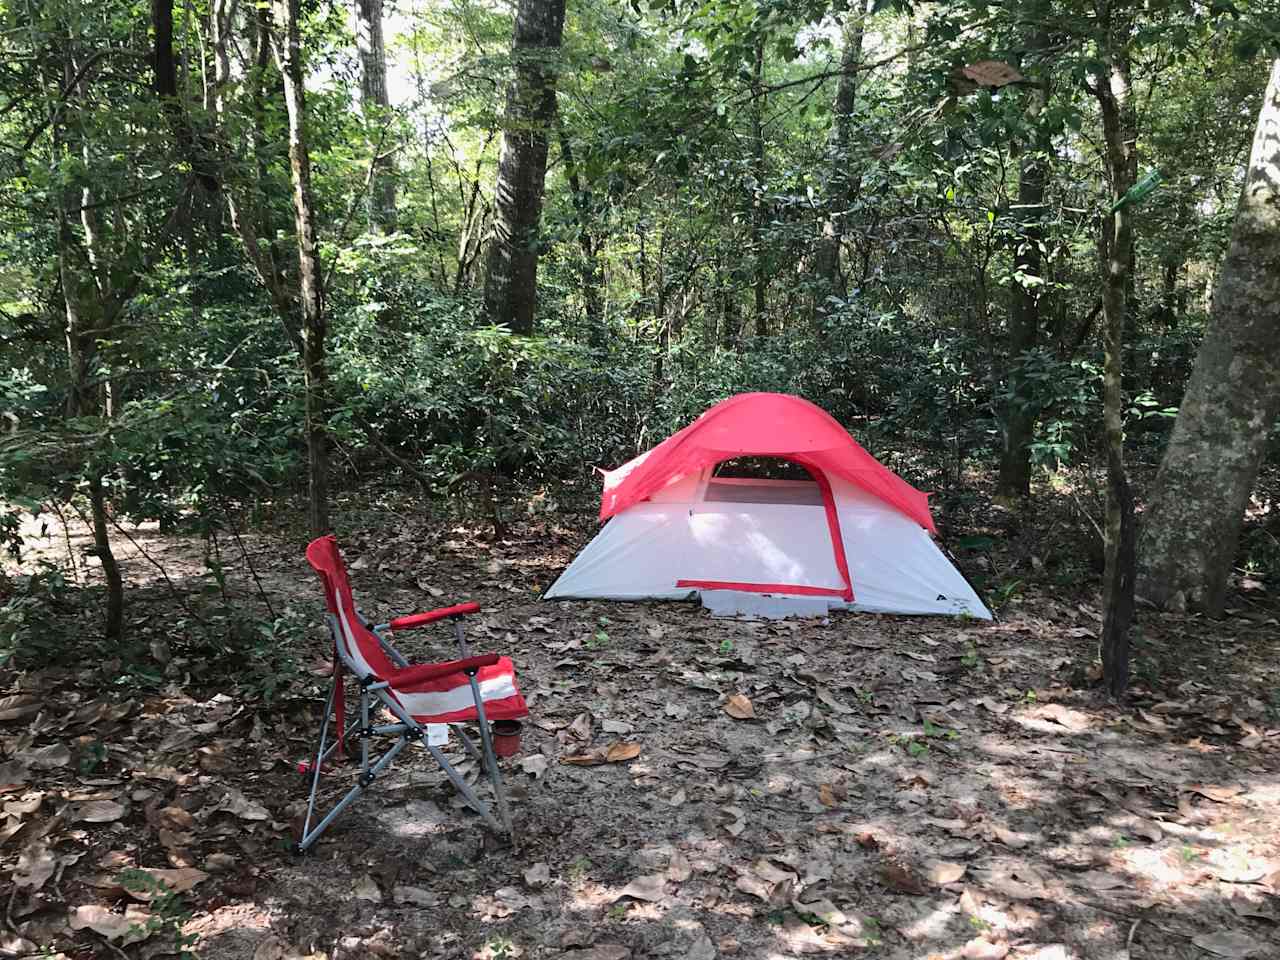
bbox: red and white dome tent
[545,393,992,619]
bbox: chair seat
[387,656,528,725]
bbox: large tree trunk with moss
[354,0,396,230]
[1093,11,1137,697]
[1137,59,1280,616]
[811,1,869,306]
[482,0,566,334]
[275,0,330,536]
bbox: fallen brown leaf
[667,852,692,883]
[156,806,195,831]
[724,694,754,720]
[560,946,630,960]
[393,885,439,906]
[879,860,927,895]
[74,799,126,823]
[961,938,1009,960]
[0,695,41,722]
[0,759,28,788]
[2,793,41,818]
[13,843,56,890]
[614,873,667,903]
[1186,783,1244,803]
[791,895,846,926]
[734,873,774,902]
[69,904,154,945]
[989,825,1030,849]
[219,787,269,820]
[25,743,71,769]
[0,934,37,957]
[926,860,967,885]
[353,874,382,902]
[123,867,209,900]
[1191,930,1265,958]
[605,741,641,762]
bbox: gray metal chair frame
[296,612,513,853]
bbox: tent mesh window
[705,458,825,506]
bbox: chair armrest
[389,654,500,687]
[389,601,481,630]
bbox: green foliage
[0,0,1275,657]
[119,870,200,959]
[229,609,311,705]
[0,566,69,669]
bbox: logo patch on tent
[936,594,947,601]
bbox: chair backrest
[305,536,394,680]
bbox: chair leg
[300,674,339,842]
[297,735,409,852]
[423,741,502,832]
[467,672,514,837]
[452,619,514,836]
[374,689,504,833]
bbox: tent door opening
[673,458,854,601]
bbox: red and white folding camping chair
[297,535,528,852]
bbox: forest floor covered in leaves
[2,491,1279,960]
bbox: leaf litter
[1,512,1278,959]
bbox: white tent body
[546,468,992,619]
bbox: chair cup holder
[490,720,522,758]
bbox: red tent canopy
[599,392,936,532]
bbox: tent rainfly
[545,393,992,619]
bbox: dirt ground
[2,498,1279,960]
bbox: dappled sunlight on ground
[2,508,1278,959]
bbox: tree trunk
[87,475,124,640]
[354,0,396,230]
[812,0,869,305]
[996,78,1048,500]
[481,0,566,334]
[274,0,330,536]
[1136,58,1280,616]
[1093,12,1137,697]
[152,0,177,98]
[556,120,603,340]
[750,36,768,337]
[213,0,302,353]
[654,252,669,390]
[56,46,125,644]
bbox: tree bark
[556,119,603,339]
[354,0,396,230]
[274,0,330,537]
[750,36,768,337]
[213,0,302,354]
[55,47,124,644]
[481,0,566,334]
[151,0,177,98]
[1093,7,1137,697]
[996,75,1048,499]
[811,0,869,306]
[1137,59,1280,616]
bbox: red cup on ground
[491,720,522,758]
